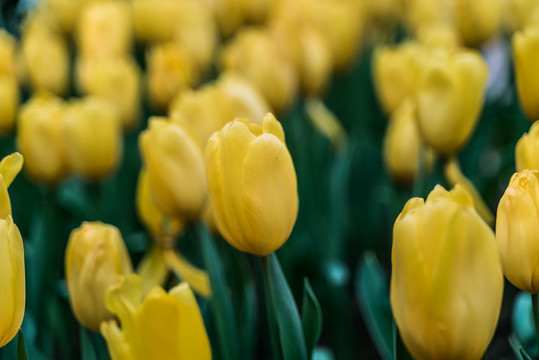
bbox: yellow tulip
[516,121,539,171]
[63,97,123,181]
[205,113,298,256]
[416,22,461,49]
[205,0,244,38]
[452,0,501,46]
[17,94,69,185]
[132,0,182,42]
[0,29,16,76]
[65,222,133,331]
[496,170,539,293]
[501,0,539,33]
[139,117,207,221]
[0,75,19,134]
[513,26,539,121]
[220,28,298,113]
[0,216,25,348]
[76,0,133,58]
[391,185,503,360]
[404,0,450,33]
[0,153,24,219]
[100,274,211,360]
[416,48,488,155]
[373,41,423,115]
[383,99,434,184]
[136,168,184,246]
[44,0,88,33]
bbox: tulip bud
[132,0,181,42]
[77,0,133,58]
[451,0,501,46]
[513,26,539,121]
[496,170,539,293]
[220,28,298,113]
[44,0,87,33]
[383,99,434,184]
[0,75,19,134]
[17,94,69,185]
[516,121,539,171]
[63,97,123,181]
[416,49,488,155]
[100,274,211,359]
[205,113,298,256]
[501,0,539,33]
[391,185,503,360]
[139,117,207,221]
[373,41,423,115]
[0,217,25,348]
[65,222,133,331]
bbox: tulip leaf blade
[17,329,28,360]
[80,326,97,360]
[355,252,393,360]
[199,223,240,360]
[301,278,323,358]
[509,334,533,360]
[263,253,308,360]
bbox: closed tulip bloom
[373,41,422,114]
[0,76,19,134]
[100,274,211,360]
[139,118,207,221]
[17,94,69,185]
[132,0,182,42]
[383,99,434,184]
[205,113,298,256]
[44,0,87,33]
[452,0,501,46]
[65,222,133,331]
[77,0,133,58]
[516,121,539,171]
[0,216,25,348]
[513,26,539,120]
[63,97,123,181]
[496,170,539,293]
[416,49,488,155]
[391,185,503,360]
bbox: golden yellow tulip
[383,99,434,184]
[44,0,88,33]
[17,94,69,185]
[0,216,25,348]
[139,117,207,221]
[416,48,488,155]
[391,185,503,360]
[205,113,298,256]
[451,0,501,46]
[373,41,422,115]
[0,153,24,220]
[513,26,539,121]
[0,76,19,134]
[63,97,123,181]
[516,121,539,171]
[65,222,133,331]
[100,274,211,360]
[132,0,181,42]
[496,170,539,293]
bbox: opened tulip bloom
[100,274,211,360]
[205,113,298,256]
[391,185,503,360]
[65,222,133,331]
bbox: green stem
[532,293,539,355]
[261,256,282,360]
[412,145,429,198]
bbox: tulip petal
[0,176,11,220]
[262,113,285,143]
[0,152,23,188]
[163,249,211,298]
[100,321,134,360]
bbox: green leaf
[199,223,240,360]
[394,322,413,360]
[301,278,323,358]
[355,252,393,360]
[263,253,307,360]
[17,329,28,360]
[80,326,97,360]
[509,334,533,360]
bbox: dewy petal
[241,133,298,255]
[0,152,23,188]
[262,113,285,143]
[169,283,211,360]
[100,320,134,360]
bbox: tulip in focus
[65,221,133,331]
[100,274,211,359]
[516,121,539,171]
[496,170,539,293]
[391,185,503,360]
[139,117,207,221]
[205,113,298,256]
[416,49,488,155]
[63,97,123,181]
[513,26,539,121]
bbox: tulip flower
[516,121,539,171]
[17,94,69,185]
[63,97,123,181]
[132,0,183,42]
[452,0,501,46]
[416,48,488,155]
[100,274,211,360]
[139,117,207,221]
[496,170,539,293]
[391,185,503,360]
[0,29,16,76]
[513,26,539,121]
[0,75,19,134]
[205,113,298,256]
[65,222,133,331]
